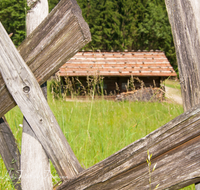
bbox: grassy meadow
[164,78,181,89]
[0,79,196,189]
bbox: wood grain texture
[165,2,200,189]
[21,118,53,189]
[0,0,91,118]
[21,0,53,189]
[165,0,200,111]
[26,0,49,36]
[0,22,83,179]
[57,103,200,190]
[0,117,21,190]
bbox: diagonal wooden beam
[0,20,83,179]
[0,0,91,117]
[57,103,200,190]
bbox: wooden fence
[1,0,200,189]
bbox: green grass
[48,98,183,168]
[179,185,195,190]
[0,81,195,189]
[164,79,181,89]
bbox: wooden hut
[56,50,176,95]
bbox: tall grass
[0,80,195,189]
[48,94,183,169]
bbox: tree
[115,0,139,50]
[0,0,61,47]
[0,0,177,69]
[77,0,177,68]
[48,0,60,11]
[0,0,26,46]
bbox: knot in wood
[23,86,30,93]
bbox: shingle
[57,51,177,77]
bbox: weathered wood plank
[57,104,200,190]
[165,1,200,189]
[196,184,200,190]
[0,0,91,117]
[21,0,53,189]
[0,22,83,179]
[21,118,53,189]
[165,0,200,111]
[0,117,21,190]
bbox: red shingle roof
[57,51,177,77]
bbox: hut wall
[103,76,161,94]
[61,76,161,96]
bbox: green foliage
[49,76,64,99]
[77,0,177,68]
[147,150,159,190]
[0,0,60,47]
[48,0,60,12]
[0,0,27,46]
[0,81,195,189]
[49,75,105,100]
[0,0,177,67]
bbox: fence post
[165,0,200,111]
[0,117,21,189]
[21,0,53,189]
[0,0,91,118]
[0,20,84,180]
[165,0,200,189]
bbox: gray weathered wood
[0,0,91,118]
[165,1,200,189]
[0,22,83,179]
[0,117,21,190]
[196,184,200,190]
[57,103,200,190]
[165,0,200,111]
[26,0,49,36]
[21,118,53,189]
[21,0,53,189]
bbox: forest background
[0,0,178,73]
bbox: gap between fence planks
[0,0,91,118]
[0,22,83,179]
[0,117,21,190]
[56,103,200,189]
